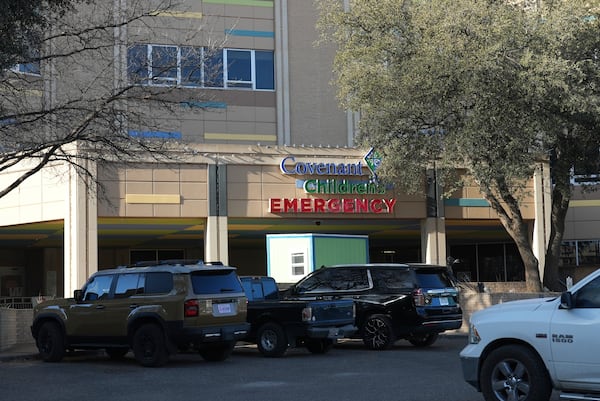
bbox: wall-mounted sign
[270,148,394,215]
[269,198,396,214]
[303,179,386,195]
[279,156,364,176]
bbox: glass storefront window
[560,241,577,266]
[578,240,600,265]
[449,242,524,283]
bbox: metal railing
[0,297,34,309]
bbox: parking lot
[1,335,565,401]
[0,335,476,401]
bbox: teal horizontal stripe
[226,29,274,38]
[181,101,227,109]
[204,0,273,7]
[444,198,490,207]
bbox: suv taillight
[238,298,248,313]
[412,288,425,306]
[302,307,313,322]
[184,299,199,317]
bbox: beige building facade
[0,0,569,300]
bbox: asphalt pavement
[0,342,39,362]
[0,332,469,363]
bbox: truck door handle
[95,305,105,309]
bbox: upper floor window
[10,47,41,76]
[128,44,274,90]
[11,62,41,76]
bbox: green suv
[30,260,249,367]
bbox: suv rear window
[144,272,174,294]
[191,270,243,295]
[371,269,414,291]
[297,267,369,293]
[416,271,453,288]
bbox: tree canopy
[318,0,600,291]
[0,0,78,70]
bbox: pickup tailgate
[309,299,355,326]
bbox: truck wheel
[37,321,65,362]
[362,314,395,350]
[257,322,288,357]
[306,339,333,354]
[480,344,551,401]
[133,323,169,367]
[199,341,235,362]
[407,333,438,347]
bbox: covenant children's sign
[269,148,396,214]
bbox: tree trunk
[512,228,543,292]
[480,183,543,292]
[543,166,571,291]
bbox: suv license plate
[439,297,449,306]
[216,303,233,314]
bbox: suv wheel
[133,323,169,367]
[37,321,65,362]
[480,344,551,401]
[306,339,333,354]
[257,322,288,357]
[362,314,395,350]
[199,341,235,362]
[407,333,438,347]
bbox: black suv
[31,260,249,366]
[282,263,462,350]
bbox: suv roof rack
[131,259,217,267]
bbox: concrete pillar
[275,0,291,145]
[204,216,229,265]
[205,163,229,264]
[532,161,552,282]
[421,217,447,265]
[64,160,98,297]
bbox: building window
[11,62,41,75]
[291,252,305,276]
[449,243,525,282]
[151,45,178,85]
[127,44,274,90]
[130,249,185,265]
[560,240,600,267]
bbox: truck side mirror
[560,291,574,309]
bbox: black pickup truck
[240,276,357,357]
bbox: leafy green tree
[0,0,77,70]
[318,0,600,291]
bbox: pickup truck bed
[240,276,357,357]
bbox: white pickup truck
[460,268,600,401]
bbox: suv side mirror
[74,289,83,302]
[560,291,574,309]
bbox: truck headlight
[468,323,481,344]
